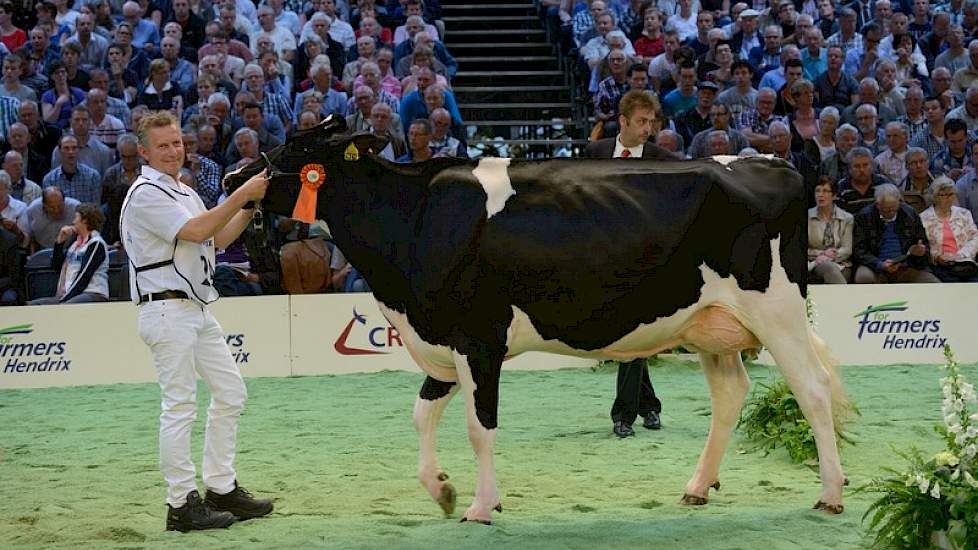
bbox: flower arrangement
[858,345,978,550]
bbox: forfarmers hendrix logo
[854,301,946,350]
[0,324,72,374]
[334,309,403,355]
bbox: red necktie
[620,149,631,158]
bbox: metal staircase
[441,1,587,158]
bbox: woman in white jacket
[920,177,978,282]
[28,203,110,304]
[808,177,854,283]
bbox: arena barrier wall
[0,284,974,389]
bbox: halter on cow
[224,116,851,523]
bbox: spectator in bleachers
[399,66,460,125]
[703,39,734,88]
[397,118,433,163]
[686,10,715,58]
[953,40,978,94]
[200,24,252,65]
[298,62,349,120]
[318,0,356,49]
[428,107,464,158]
[369,102,405,159]
[594,49,631,124]
[844,22,884,82]
[225,101,283,165]
[718,60,757,121]
[66,13,107,72]
[662,61,698,116]
[364,47,402,96]
[0,169,27,247]
[853,183,940,283]
[668,0,698,42]
[730,7,762,61]
[1,54,36,103]
[874,62,906,119]
[18,100,61,161]
[648,30,680,92]
[572,0,608,48]
[738,86,783,152]
[899,85,928,144]
[100,133,140,246]
[933,118,972,179]
[106,35,148,99]
[956,139,978,216]
[346,84,376,132]
[936,24,968,74]
[3,122,49,185]
[40,61,85,130]
[0,0,26,52]
[876,121,911,184]
[853,103,885,155]
[28,202,109,305]
[51,106,114,175]
[808,177,854,284]
[827,7,860,51]
[258,48,293,101]
[394,13,436,48]
[252,5,297,62]
[707,129,732,155]
[813,45,858,111]
[161,36,197,94]
[947,82,978,132]
[750,24,783,78]
[903,146,936,213]
[182,74,216,125]
[357,15,392,49]
[182,128,223,209]
[203,92,234,152]
[800,26,826,81]
[297,109,321,130]
[920,176,978,281]
[198,52,240,97]
[674,78,715,147]
[838,146,889,214]
[633,6,664,62]
[227,127,260,171]
[20,26,58,79]
[196,123,227,166]
[911,94,949,159]
[354,60,398,113]
[120,1,159,51]
[582,20,634,70]
[655,128,683,153]
[0,218,20,305]
[20,186,78,251]
[688,101,748,157]
[790,13,814,48]
[88,0,115,39]
[769,119,802,166]
[3,150,42,206]
[397,44,450,86]
[760,44,800,92]
[44,135,102,205]
[343,34,377,91]
[242,63,293,134]
[915,2,941,50]
[86,89,127,148]
[217,1,255,44]
[298,13,346,77]
[167,0,206,50]
[61,41,90,90]
[138,58,185,115]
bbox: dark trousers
[611,358,661,424]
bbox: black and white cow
[225,116,850,523]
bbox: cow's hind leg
[453,348,504,525]
[415,376,460,516]
[681,352,750,506]
[757,327,845,513]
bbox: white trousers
[138,299,247,507]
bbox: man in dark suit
[583,89,675,438]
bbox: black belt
[138,290,189,304]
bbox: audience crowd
[2,0,978,306]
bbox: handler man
[583,90,672,438]
[121,110,273,532]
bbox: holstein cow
[225,116,850,523]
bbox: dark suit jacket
[582,138,678,160]
[729,30,763,61]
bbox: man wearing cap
[675,80,718,147]
[730,8,763,61]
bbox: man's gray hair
[905,146,928,164]
[234,127,258,143]
[820,106,840,122]
[0,169,10,190]
[835,123,859,138]
[117,133,139,148]
[207,92,231,110]
[846,146,874,163]
[874,183,903,203]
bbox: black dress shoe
[166,490,235,532]
[205,481,273,520]
[613,420,635,438]
[643,411,662,430]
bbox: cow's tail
[809,326,852,425]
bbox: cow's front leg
[415,376,460,516]
[453,349,504,525]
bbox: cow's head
[221,115,387,221]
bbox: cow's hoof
[438,482,457,516]
[813,501,844,514]
[460,517,492,526]
[680,493,708,506]
[711,480,720,491]
[494,503,503,513]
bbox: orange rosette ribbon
[292,163,325,223]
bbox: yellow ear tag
[344,143,360,161]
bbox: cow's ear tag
[344,143,360,161]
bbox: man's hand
[56,225,76,244]
[909,239,927,257]
[882,259,900,273]
[824,247,838,259]
[237,169,269,202]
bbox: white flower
[966,445,978,459]
[966,426,977,439]
[919,477,931,494]
[964,471,978,488]
[935,452,961,467]
[952,468,961,481]
[930,481,941,499]
[948,423,963,434]
[969,413,978,423]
